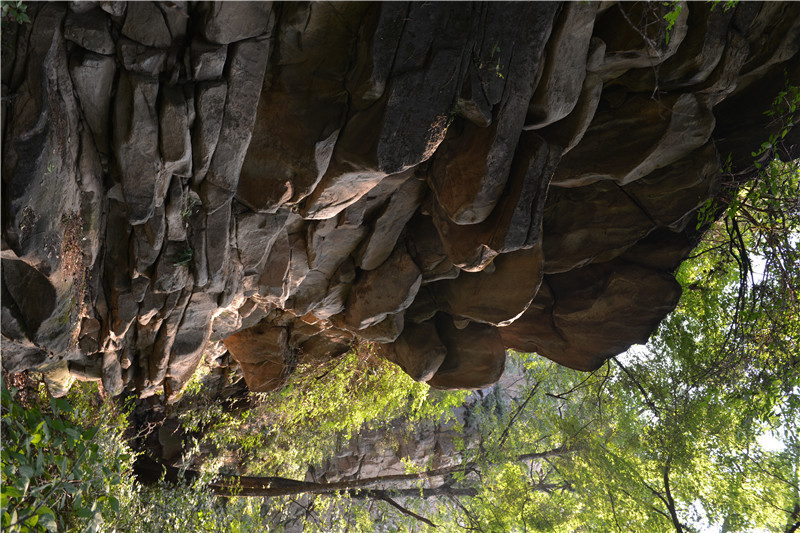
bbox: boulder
[342,245,422,331]
[199,1,273,45]
[378,320,446,382]
[427,316,506,390]
[500,260,683,371]
[223,323,290,392]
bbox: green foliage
[1,381,133,532]
[173,246,194,266]
[708,1,739,12]
[1,0,29,25]
[662,2,682,44]
[178,342,469,479]
[108,477,264,533]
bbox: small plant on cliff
[1,0,29,25]
[173,245,194,266]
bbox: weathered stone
[204,201,231,293]
[378,320,446,382]
[527,1,598,129]
[113,71,164,225]
[223,323,289,392]
[1,251,57,339]
[202,36,271,212]
[624,143,720,231]
[165,292,217,398]
[614,2,733,92]
[433,244,545,327]
[160,1,188,42]
[121,1,171,48]
[164,178,188,243]
[152,241,193,294]
[238,3,372,213]
[404,214,458,284]
[102,350,123,396]
[500,261,683,371]
[99,2,126,18]
[343,245,422,331]
[257,228,291,305]
[69,51,115,155]
[357,176,427,271]
[132,205,165,273]
[551,93,715,188]
[432,134,559,271]
[589,2,688,81]
[427,316,506,390]
[146,290,190,394]
[64,7,114,54]
[428,3,559,225]
[542,180,654,274]
[3,1,797,397]
[192,81,227,187]
[375,2,476,175]
[288,212,368,316]
[159,86,193,177]
[297,331,351,364]
[189,39,227,81]
[42,360,75,397]
[357,312,404,343]
[118,38,167,76]
[200,1,272,45]
[235,211,287,275]
[309,258,357,320]
[537,72,603,154]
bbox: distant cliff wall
[2,2,798,399]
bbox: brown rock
[199,1,273,45]
[378,320,446,382]
[343,245,422,331]
[428,3,559,225]
[223,323,290,392]
[431,133,559,271]
[238,3,366,213]
[433,243,545,327]
[500,261,682,371]
[65,8,114,54]
[427,316,506,390]
[542,179,653,274]
[552,92,715,188]
[527,1,598,129]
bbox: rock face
[2,2,799,398]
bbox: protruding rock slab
[433,244,545,327]
[500,260,682,371]
[342,245,422,331]
[427,316,506,390]
[378,320,446,382]
[223,323,290,393]
[428,2,560,225]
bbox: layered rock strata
[2,2,798,398]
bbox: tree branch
[372,490,439,528]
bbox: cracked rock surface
[2,1,798,398]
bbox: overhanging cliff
[2,1,798,398]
